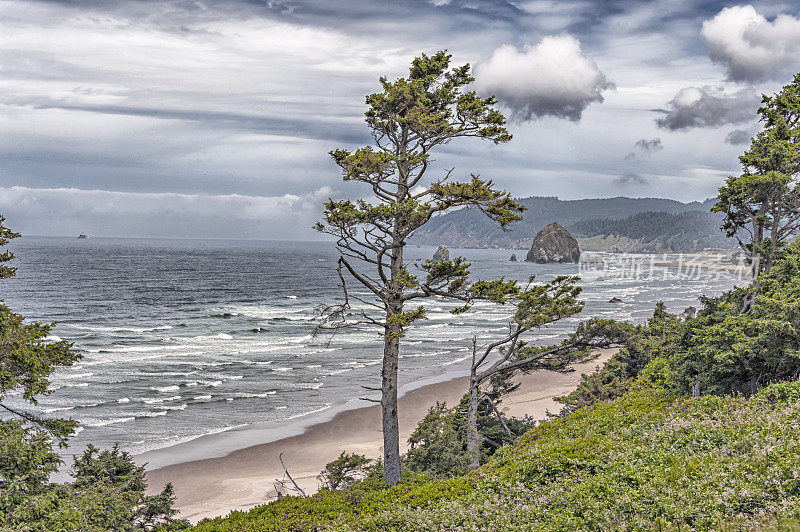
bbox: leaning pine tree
[315,51,525,485]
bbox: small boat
[78,233,89,239]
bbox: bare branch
[278,452,307,497]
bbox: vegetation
[713,73,800,276]
[315,50,527,484]
[190,380,800,531]
[561,216,800,413]
[0,216,186,531]
[568,210,732,252]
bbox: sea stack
[509,253,517,262]
[433,245,450,261]
[525,222,580,263]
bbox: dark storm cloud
[613,173,650,186]
[624,138,663,160]
[655,87,759,131]
[724,128,753,146]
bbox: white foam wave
[283,403,332,421]
[143,395,181,404]
[62,372,93,379]
[84,416,135,427]
[152,385,180,393]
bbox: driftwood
[273,452,306,498]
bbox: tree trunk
[466,350,480,470]
[381,327,402,485]
[381,228,404,485]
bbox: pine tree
[714,73,800,279]
[316,51,525,484]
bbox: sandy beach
[145,350,614,523]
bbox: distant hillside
[570,210,734,253]
[410,196,721,250]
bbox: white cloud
[701,5,800,82]
[475,35,612,122]
[0,186,333,239]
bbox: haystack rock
[509,253,517,262]
[525,222,581,263]
[433,245,450,261]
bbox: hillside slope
[190,382,800,531]
[411,196,718,249]
[570,210,733,252]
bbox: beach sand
[145,350,615,523]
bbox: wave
[83,416,135,427]
[68,324,174,334]
[151,385,180,393]
[62,372,93,379]
[45,335,63,342]
[43,406,75,413]
[283,403,333,421]
[156,403,187,411]
[143,395,181,404]
[238,391,277,398]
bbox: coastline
[145,350,615,524]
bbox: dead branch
[278,452,307,497]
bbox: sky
[1,0,800,239]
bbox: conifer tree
[316,51,525,484]
[714,73,800,279]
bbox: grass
[190,381,800,531]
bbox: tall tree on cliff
[713,73,800,282]
[316,51,525,485]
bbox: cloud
[475,35,613,122]
[655,87,759,131]
[701,5,800,83]
[0,186,333,239]
[613,173,649,186]
[724,128,754,146]
[624,138,663,160]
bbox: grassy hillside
[190,381,800,531]
[410,196,717,249]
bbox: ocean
[2,237,742,461]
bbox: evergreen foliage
[713,73,800,275]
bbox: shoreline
[145,350,615,524]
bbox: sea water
[2,237,740,458]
